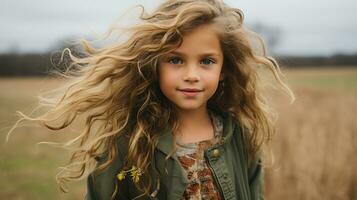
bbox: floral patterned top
[176,110,224,200]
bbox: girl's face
[158,24,224,112]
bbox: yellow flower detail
[116,166,143,183]
[133,174,140,183]
[130,166,143,183]
[117,170,126,181]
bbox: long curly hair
[7,0,294,198]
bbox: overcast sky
[1,0,356,56]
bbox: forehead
[169,24,223,57]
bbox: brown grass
[265,67,357,200]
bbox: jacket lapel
[154,111,237,200]
[155,126,188,200]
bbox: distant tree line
[278,54,357,67]
[1,53,357,77]
[0,53,52,76]
[2,22,355,77]
[0,42,86,77]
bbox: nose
[183,63,200,82]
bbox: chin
[174,102,206,111]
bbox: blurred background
[1,0,356,199]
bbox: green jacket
[85,111,264,200]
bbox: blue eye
[201,58,215,65]
[168,57,183,64]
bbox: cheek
[201,70,222,94]
[158,65,176,92]
[204,70,221,86]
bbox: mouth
[178,88,203,92]
[177,88,203,97]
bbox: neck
[173,105,213,141]
[178,107,209,125]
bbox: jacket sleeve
[84,155,131,200]
[85,137,131,200]
[248,155,265,200]
[85,171,99,200]
[239,123,265,200]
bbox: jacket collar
[156,110,235,159]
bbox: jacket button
[212,149,220,157]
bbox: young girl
[8,0,294,199]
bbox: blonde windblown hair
[7,0,294,198]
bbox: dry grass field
[265,67,357,200]
[1,67,356,200]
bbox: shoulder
[94,135,130,163]
[92,135,130,179]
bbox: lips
[178,88,203,98]
[178,88,203,92]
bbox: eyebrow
[169,50,220,57]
